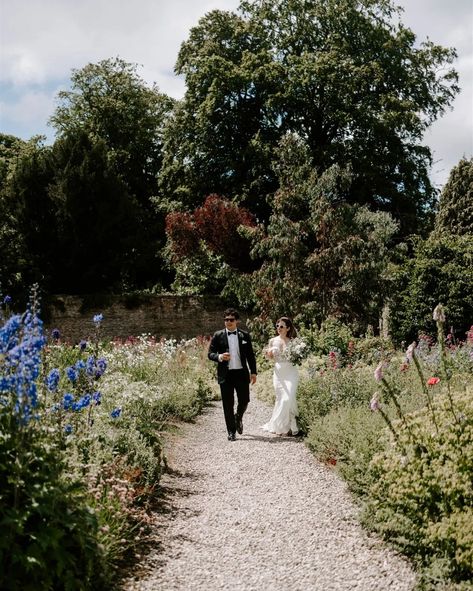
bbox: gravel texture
[122,397,416,591]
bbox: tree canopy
[50,58,174,209]
[160,0,458,234]
[435,157,473,237]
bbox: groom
[208,308,257,441]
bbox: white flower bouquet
[284,337,309,366]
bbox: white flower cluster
[284,337,309,366]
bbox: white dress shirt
[226,330,243,369]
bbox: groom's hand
[250,374,257,385]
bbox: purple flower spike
[374,362,384,382]
[370,395,380,412]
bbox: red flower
[427,377,440,386]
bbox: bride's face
[276,322,288,336]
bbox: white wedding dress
[261,338,299,435]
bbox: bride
[261,316,299,436]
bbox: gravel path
[122,397,416,591]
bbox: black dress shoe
[227,432,236,441]
[235,414,243,435]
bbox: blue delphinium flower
[93,313,103,325]
[45,368,60,392]
[75,394,91,411]
[64,424,73,434]
[3,295,12,305]
[51,328,60,340]
[110,407,122,419]
[66,366,78,383]
[0,293,48,424]
[92,391,102,405]
[75,359,86,372]
[86,356,95,377]
[63,393,74,410]
[95,358,107,378]
[79,340,87,351]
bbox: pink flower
[406,341,416,361]
[374,362,384,382]
[370,395,380,411]
[427,377,440,386]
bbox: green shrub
[0,423,107,591]
[363,388,473,585]
[305,405,387,496]
[312,317,354,355]
[297,364,379,431]
[389,235,473,344]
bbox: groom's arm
[208,332,222,363]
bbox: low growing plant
[364,304,472,587]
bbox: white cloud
[0,0,240,91]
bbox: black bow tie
[227,331,237,336]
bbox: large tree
[160,0,458,234]
[247,133,401,332]
[50,58,175,287]
[0,137,57,294]
[50,58,174,208]
[434,157,473,237]
[48,131,144,293]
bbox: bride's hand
[264,344,275,359]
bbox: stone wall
[44,294,249,343]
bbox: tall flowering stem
[410,349,439,434]
[374,361,415,441]
[434,304,460,426]
[379,376,416,443]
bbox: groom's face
[224,315,237,331]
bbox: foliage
[364,386,472,585]
[48,57,175,290]
[278,303,473,586]
[160,0,458,234]
[305,404,387,496]
[0,137,57,297]
[48,131,144,292]
[50,57,174,212]
[435,157,473,237]
[249,134,401,330]
[0,296,215,587]
[165,194,257,294]
[389,234,473,344]
[166,194,256,269]
[0,296,107,590]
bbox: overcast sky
[1,0,471,188]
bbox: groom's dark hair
[224,307,240,320]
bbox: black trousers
[220,369,250,434]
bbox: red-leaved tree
[166,195,256,271]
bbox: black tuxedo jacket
[208,328,257,384]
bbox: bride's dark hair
[277,316,297,339]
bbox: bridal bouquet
[284,337,309,366]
